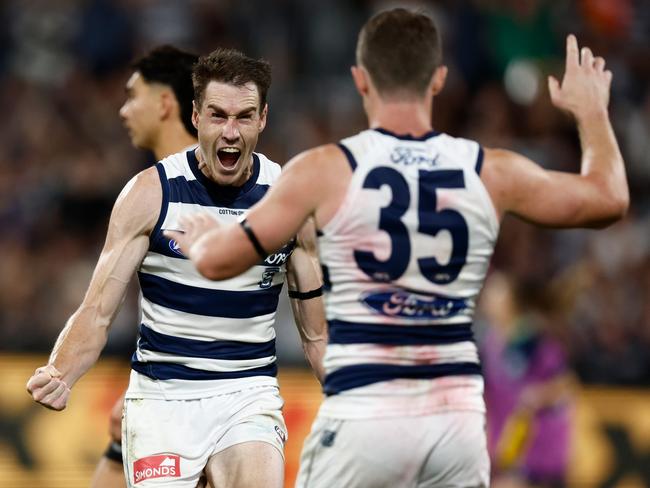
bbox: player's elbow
[593,189,629,228]
[195,256,225,281]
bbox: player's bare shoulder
[285,144,353,229]
[479,148,535,220]
[109,166,162,238]
[285,143,350,175]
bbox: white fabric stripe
[160,152,196,180]
[323,342,479,372]
[135,348,276,372]
[255,153,281,185]
[140,299,277,342]
[140,253,285,292]
[163,202,246,230]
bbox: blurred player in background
[172,8,627,487]
[481,272,575,488]
[92,45,199,488]
[27,47,325,488]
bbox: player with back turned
[174,9,626,488]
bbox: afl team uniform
[296,128,498,488]
[123,149,292,487]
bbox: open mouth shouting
[217,147,242,170]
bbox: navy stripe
[138,272,283,318]
[337,143,357,171]
[148,240,187,260]
[373,127,440,141]
[167,176,270,209]
[149,163,169,246]
[475,146,484,175]
[131,357,277,381]
[323,362,482,395]
[328,320,473,346]
[138,323,276,360]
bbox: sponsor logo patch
[390,146,439,168]
[259,267,280,289]
[275,425,287,444]
[168,239,184,257]
[321,430,337,447]
[361,288,468,320]
[133,454,181,484]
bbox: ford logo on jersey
[168,239,184,257]
[360,288,468,320]
[390,146,439,168]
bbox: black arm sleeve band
[288,286,324,300]
[240,218,268,259]
[104,441,123,463]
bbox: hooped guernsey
[127,149,294,399]
[317,128,499,419]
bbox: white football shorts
[296,410,489,488]
[122,385,286,487]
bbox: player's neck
[367,98,433,137]
[152,123,197,160]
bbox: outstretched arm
[286,219,327,383]
[482,34,628,228]
[26,168,160,410]
[166,144,348,280]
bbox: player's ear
[351,65,370,97]
[430,65,448,96]
[160,90,175,120]
[258,103,268,133]
[192,100,200,130]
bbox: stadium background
[0,0,648,487]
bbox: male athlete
[93,45,199,488]
[181,9,627,488]
[27,48,325,488]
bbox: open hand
[548,34,612,120]
[26,364,70,411]
[163,213,221,258]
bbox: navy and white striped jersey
[317,128,499,418]
[127,149,293,399]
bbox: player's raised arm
[26,168,160,410]
[286,219,327,383]
[482,34,628,228]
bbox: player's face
[193,81,267,187]
[119,72,162,150]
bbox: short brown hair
[192,48,271,112]
[357,9,442,99]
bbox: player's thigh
[205,387,286,488]
[122,398,211,487]
[296,416,426,488]
[90,456,127,488]
[205,441,283,488]
[417,411,490,488]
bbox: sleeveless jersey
[317,128,499,418]
[127,149,293,399]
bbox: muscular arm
[482,35,628,228]
[173,144,349,280]
[27,168,161,409]
[286,219,327,383]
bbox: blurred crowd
[1,0,648,384]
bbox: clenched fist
[26,364,71,411]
